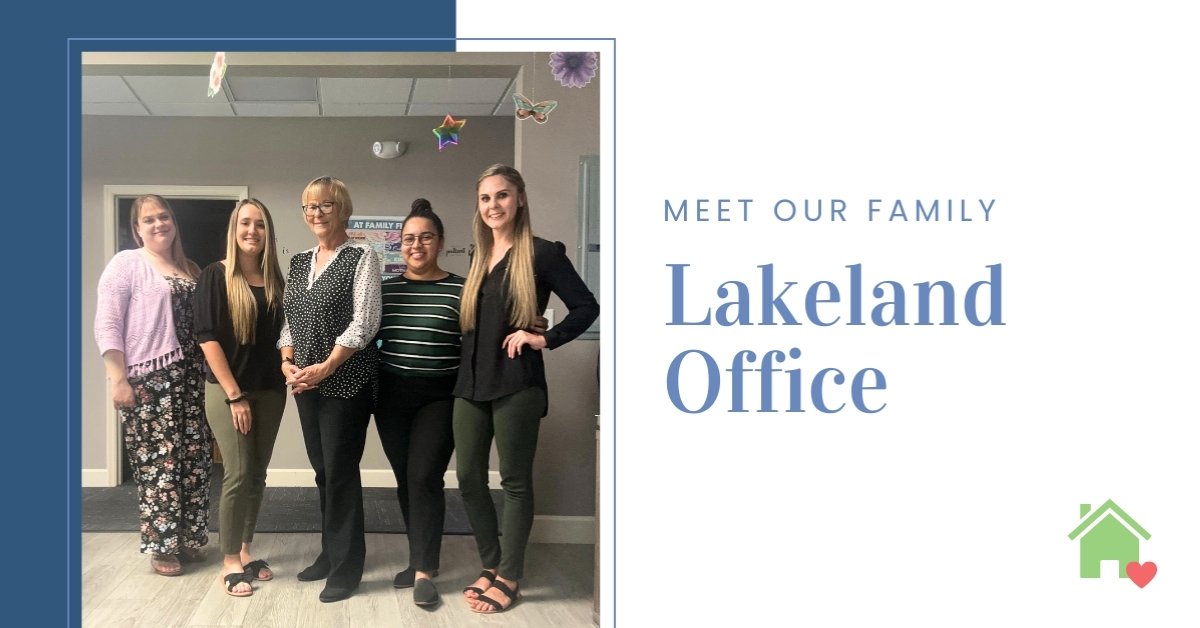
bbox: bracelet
[224,393,248,405]
[282,356,294,364]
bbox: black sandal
[243,559,273,581]
[472,579,521,614]
[462,570,496,597]
[223,571,254,598]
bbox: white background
[461,3,1200,625]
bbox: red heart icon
[1126,561,1157,588]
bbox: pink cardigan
[94,249,186,378]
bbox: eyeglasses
[401,232,439,246]
[300,201,337,215]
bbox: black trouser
[295,386,372,589]
[375,372,456,572]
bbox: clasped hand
[284,361,330,395]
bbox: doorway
[102,185,248,486]
[116,197,237,269]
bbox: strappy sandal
[222,571,254,598]
[243,559,274,581]
[462,570,496,597]
[150,554,182,577]
[471,580,521,614]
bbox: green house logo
[1067,499,1150,578]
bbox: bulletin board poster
[347,216,405,278]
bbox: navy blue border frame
[66,34,615,627]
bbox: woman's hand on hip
[502,330,547,359]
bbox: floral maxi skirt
[121,357,212,554]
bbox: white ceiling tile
[146,102,235,116]
[407,103,498,116]
[125,76,229,103]
[227,77,317,102]
[321,103,410,117]
[81,66,537,118]
[82,76,139,103]
[411,78,512,104]
[319,78,413,104]
[232,102,321,117]
[83,102,150,116]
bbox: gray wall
[81,62,600,517]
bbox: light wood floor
[83,532,596,627]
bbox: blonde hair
[130,195,200,279]
[460,164,537,332]
[223,199,285,345]
[302,176,354,226]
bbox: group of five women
[94,164,599,612]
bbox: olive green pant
[205,383,287,555]
[453,387,546,581]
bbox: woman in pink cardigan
[94,195,212,577]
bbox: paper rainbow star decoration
[432,114,466,151]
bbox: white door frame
[101,184,248,486]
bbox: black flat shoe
[297,561,330,582]
[413,578,440,607]
[319,584,355,603]
[393,566,439,588]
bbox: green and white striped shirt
[377,273,465,377]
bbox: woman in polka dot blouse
[277,176,382,603]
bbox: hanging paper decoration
[548,52,598,88]
[432,114,466,151]
[512,93,558,124]
[207,52,227,98]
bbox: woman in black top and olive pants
[454,165,599,614]
[194,199,288,597]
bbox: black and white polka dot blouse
[279,241,382,398]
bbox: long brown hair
[130,194,200,279]
[223,199,285,345]
[460,164,537,332]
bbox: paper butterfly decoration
[432,114,467,151]
[512,93,558,124]
[207,52,227,98]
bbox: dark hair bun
[404,199,445,238]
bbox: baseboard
[264,468,500,490]
[82,469,110,487]
[529,515,595,544]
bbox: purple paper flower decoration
[548,52,598,88]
